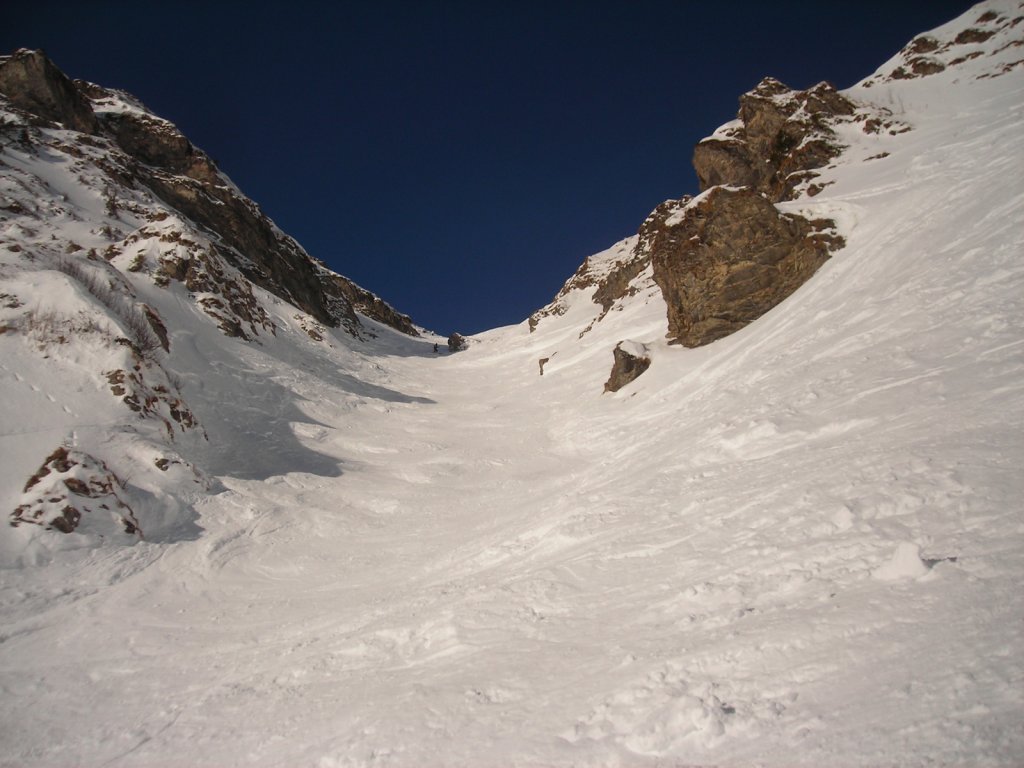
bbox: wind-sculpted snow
[1,2,1023,766]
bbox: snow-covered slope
[0,48,419,556]
[1,2,1023,766]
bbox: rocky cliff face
[0,48,417,340]
[532,0,1024,392]
[0,48,97,134]
[0,48,419,538]
[860,6,1024,86]
[639,76,884,347]
[635,3,1024,351]
[530,74,891,351]
[644,187,842,347]
[692,78,856,203]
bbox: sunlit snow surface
[2,3,1024,765]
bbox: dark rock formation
[529,76,856,347]
[528,239,639,333]
[692,77,855,203]
[0,49,97,134]
[11,447,141,537]
[98,110,218,182]
[0,49,417,339]
[861,8,1024,87]
[86,103,366,334]
[646,186,842,347]
[142,305,170,352]
[328,277,418,336]
[448,332,467,352]
[604,341,651,393]
[591,255,649,316]
[104,357,200,439]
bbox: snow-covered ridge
[861,0,1024,87]
[0,49,417,337]
[0,48,423,550]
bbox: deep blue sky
[5,1,975,334]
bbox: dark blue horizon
[4,1,976,335]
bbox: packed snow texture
[1,2,1023,765]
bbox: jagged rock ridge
[692,78,856,203]
[0,48,419,537]
[861,5,1024,85]
[0,48,417,341]
[528,236,642,334]
[530,73,914,369]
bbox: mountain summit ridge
[0,47,418,341]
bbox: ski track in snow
[2,4,1024,766]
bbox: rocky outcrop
[860,6,1024,86]
[646,187,842,347]
[0,49,417,339]
[591,255,649,316]
[104,360,200,440]
[11,447,141,537]
[80,94,416,337]
[692,77,855,202]
[529,76,855,349]
[614,77,855,347]
[328,276,419,336]
[0,49,97,134]
[603,341,651,393]
[641,2,1024,352]
[448,332,468,352]
[528,238,640,334]
[86,98,365,333]
[95,110,220,184]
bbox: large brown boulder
[646,186,842,347]
[692,78,855,202]
[529,78,857,348]
[603,341,651,393]
[448,332,467,351]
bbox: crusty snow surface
[2,3,1024,766]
